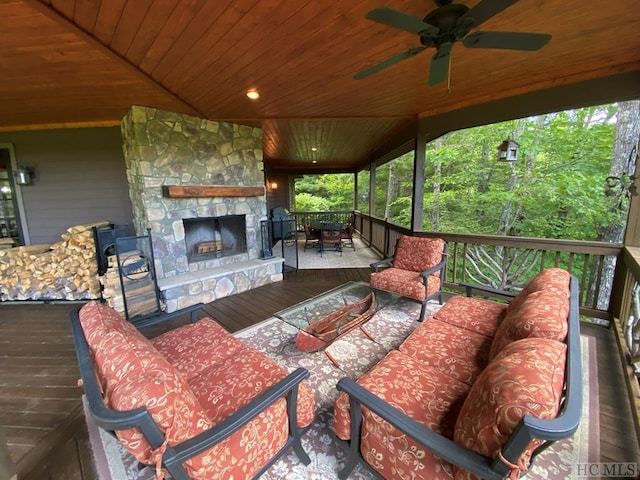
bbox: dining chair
[320,225,343,257]
[303,224,320,251]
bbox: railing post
[411,121,427,232]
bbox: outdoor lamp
[15,166,34,185]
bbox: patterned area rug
[86,294,599,479]
[275,237,382,270]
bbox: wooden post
[411,121,427,233]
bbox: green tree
[294,174,354,210]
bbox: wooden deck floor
[1,267,639,479]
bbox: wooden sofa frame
[335,275,582,480]
[70,303,312,480]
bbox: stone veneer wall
[120,106,282,311]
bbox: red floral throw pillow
[489,290,569,359]
[453,338,567,480]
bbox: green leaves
[293,102,633,243]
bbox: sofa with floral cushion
[70,301,315,480]
[334,267,582,480]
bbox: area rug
[85,296,599,480]
[275,237,381,270]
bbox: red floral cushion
[453,338,567,480]
[186,401,291,479]
[93,329,213,471]
[189,346,315,428]
[334,350,470,480]
[399,319,492,386]
[434,295,506,338]
[370,268,441,302]
[79,300,149,348]
[392,235,446,273]
[507,268,570,314]
[489,290,569,359]
[151,318,247,381]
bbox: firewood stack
[0,221,108,301]
[99,250,161,318]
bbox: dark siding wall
[265,170,291,216]
[0,127,133,245]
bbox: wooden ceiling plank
[192,2,414,118]
[174,0,314,98]
[159,0,264,89]
[50,0,74,19]
[185,0,349,111]
[138,0,209,74]
[148,0,237,81]
[109,0,154,55]
[125,0,180,66]
[21,0,203,118]
[73,0,101,32]
[92,0,126,44]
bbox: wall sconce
[270,181,278,190]
[497,139,519,162]
[15,166,35,185]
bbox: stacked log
[0,221,108,301]
[99,251,161,318]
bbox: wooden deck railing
[353,211,622,322]
[291,211,355,230]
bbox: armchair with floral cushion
[370,235,448,321]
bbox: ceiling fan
[354,0,551,87]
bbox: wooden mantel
[163,185,265,198]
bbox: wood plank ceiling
[0,0,639,170]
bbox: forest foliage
[294,103,637,243]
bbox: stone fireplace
[120,106,283,312]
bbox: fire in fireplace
[183,215,247,263]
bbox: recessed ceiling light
[310,146,318,152]
[246,90,260,100]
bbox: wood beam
[163,186,265,198]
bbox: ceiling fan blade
[457,0,519,29]
[463,31,551,51]
[428,43,452,86]
[366,7,439,36]
[355,47,427,80]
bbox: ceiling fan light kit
[355,0,551,88]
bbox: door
[0,146,26,246]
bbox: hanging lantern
[497,139,519,162]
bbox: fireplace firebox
[183,215,247,263]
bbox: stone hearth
[120,106,283,312]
